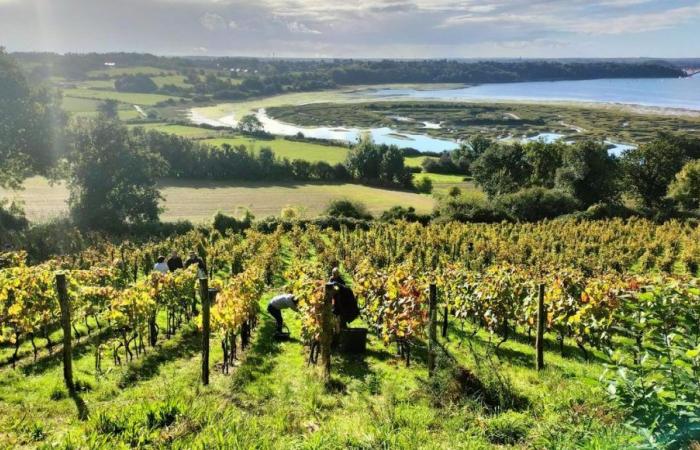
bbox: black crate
[339,328,368,354]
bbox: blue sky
[0,0,698,57]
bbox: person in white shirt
[267,294,298,333]
[153,256,169,274]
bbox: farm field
[86,66,175,78]
[61,96,141,120]
[0,177,435,222]
[62,88,181,106]
[128,123,224,139]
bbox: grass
[63,88,181,106]
[86,66,173,78]
[413,173,485,197]
[1,177,436,222]
[128,123,222,139]
[202,137,350,164]
[0,261,635,448]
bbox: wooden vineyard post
[428,283,437,376]
[320,283,334,383]
[442,304,448,338]
[55,273,74,391]
[536,283,545,371]
[199,277,215,386]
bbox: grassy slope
[0,273,633,448]
[62,88,180,106]
[0,177,435,222]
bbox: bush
[0,200,28,231]
[114,74,158,93]
[414,176,433,194]
[434,196,507,223]
[325,199,372,220]
[380,206,431,224]
[494,187,580,221]
[212,210,253,234]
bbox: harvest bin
[338,328,368,354]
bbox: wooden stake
[199,277,214,385]
[56,273,74,391]
[428,283,437,376]
[320,283,334,383]
[536,283,545,371]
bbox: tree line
[434,134,700,222]
[14,51,686,103]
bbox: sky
[0,0,698,58]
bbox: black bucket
[339,328,368,354]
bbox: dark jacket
[167,256,184,272]
[332,284,360,324]
[185,256,206,272]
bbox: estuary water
[363,75,700,111]
[191,75,699,153]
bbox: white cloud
[286,21,322,34]
[199,12,227,30]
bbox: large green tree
[471,142,531,197]
[667,160,700,210]
[621,137,688,208]
[555,141,620,207]
[68,119,167,229]
[0,48,63,189]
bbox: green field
[61,96,141,120]
[202,137,350,164]
[1,177,435,222]
[151,75,190,88]
[63,88,180,106]
[128,123,222,139]
[86,66,173,78]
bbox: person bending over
[267,294,299,333]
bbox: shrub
[0,200,28,231]
[114,74,158,93]
[434,196,507,223]
[212,210,253,234]
[414,176,433,194]
[667,159,700,210]
[379,206,431,224]
[325,199,372,220]
[494,187,579,221]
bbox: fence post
[536,283,545,371]
[55,273,74,391]
[442,304,448,338]
[199,277,213,386]
[320,283,334,383]
[428,283,437,376]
